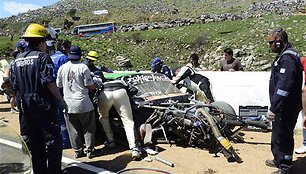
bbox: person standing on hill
[219,48,243,71]
[265,28,303,174]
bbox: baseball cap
[16,40,28,48]
[68,46,82,60]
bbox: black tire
[211,101,236,119]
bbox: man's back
[57,61,94,113]
[13,50,54,98]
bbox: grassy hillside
[55,14,306,71]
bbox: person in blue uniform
[151,57,172,80]
[51,39,71,78]
[50,39,72,149]
[265,28,303,174]
[10,23,67,174]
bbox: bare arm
[47,81,63,102]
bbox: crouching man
[96,79,142,160]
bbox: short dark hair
[56,39,71,52]
[24,37,46,48]
[224,48,233,56]
[190,53,199,61]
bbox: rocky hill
[1,0,306,71]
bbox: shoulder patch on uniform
[280,68,286,73]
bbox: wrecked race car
[102,72,269,163]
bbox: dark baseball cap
[16,40,28,48]
[68,46,82,60]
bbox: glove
[93,77,103,89]
[266,110,275,122]
[59,99,68,114]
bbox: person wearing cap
[56,46,102,159]
[16,39,28,53]
[10,23,66,174]
[83,50,113,73]
[6,40,29,114]
[151,57,172,79]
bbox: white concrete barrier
[198,71,302,129]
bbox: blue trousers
[20,94,62,174]
[271,109,299,172]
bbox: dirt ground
[1,95,306,174]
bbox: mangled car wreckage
[103,72,269,163]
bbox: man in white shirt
[56,46,102,159]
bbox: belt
[103,82,126,91]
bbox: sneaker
[75,151,86,159]
[131,147,142,161]
[104,141,116,149]
[295,145,306,154]
[265,159,278,168]
[11,108,19,114]
[87,149,103,159]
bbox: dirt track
[1,95,306,174]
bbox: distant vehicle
[73,22,115,37]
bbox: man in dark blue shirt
[151,57,172,80]
[11,23,67,174]
[265,28,303,174]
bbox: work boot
[265,159,278,168]
[131,147,142,161]
[75,150,86,159]
[87,148,103,159]
[295,145,306,154]
[104,140,116,149]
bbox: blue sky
[0,0,59,19]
